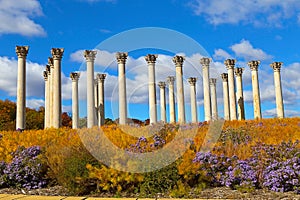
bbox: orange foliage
[0,117,299,193]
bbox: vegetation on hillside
[0,117,299,197]
[0,99,72,130]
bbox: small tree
[62,112,72,128]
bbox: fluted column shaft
[210,78,218,120]
[235,68,245,120]
[43,69,49,129]
[48,58,54,127]
[158,82,166,123]
[84,50,97,128]
[248,61,262,119]
[97,74,106,126]
[200,58,211,121]
[173,55,185,124]
[94,80,98,111]
[94,80,98,125]
[116,52,128,125]
[221,73,230,120]
[45,65,51,128]
[271,62,284,118]
[145,54,158,124]
[16,46,29,130]
[43,71,48,128]
[70,72,80,129]
[51,48,64,128]
[188,77,197,123]
[167,76,176,123]
[225,59,237,120]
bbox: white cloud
[281,62,300,105]
[0,55,72,107]
[213,49,232,61]
[62,105,72,113]
[285,110,300,117]
[281,63,300,89]
[230,40,273,61]
[0,0,46,36]
[61,72,73,100]
[189,0,300,26]
[263,108,277,118]
[263,108,300,118]
[0,57,18,95]
[212,40,272,66]
[0,56,45,97]
[70,49,117,70]
[26,99,44,110]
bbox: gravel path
[0,186,300,199]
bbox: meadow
[0,117,299,197]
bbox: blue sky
[0,0,300,122]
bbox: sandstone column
[234,67,245,120]
[94,79,99,125]
[188,77,198,123]
[221,73,230,120]
[210,78,218,120]
[70,72,80,129]
[45,65,51,128]
[158,81,166,123]
[43,70,49,129]
[97,73,106,126]
[116,52,128,125]
[145,54,158,124]
[248,60,262,119]
[16,46,29,130]
[270,62,285,118]
[167,76,176,123]
[224,59,237,120]
[94,79,98,112]
[200,58,211,121]
[173,55,186,124]
[51,48,64,128]
[48,58,54,127]
[84,50,97,128]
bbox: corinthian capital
[200,57,211,67]
[248,60,260,71]
[48,57,54,67]
[97,73,107,81]
[270,62,283,72]
[43,71,48,81]
[166,76,175,84]
[16,46,29,58]
[224,59,236,70]
[234,67,244,77]
[45,65,51,74]
[70,72,80,81]
[188,77,197,86]
[173,55,185,66]
[220,73,228,82]
[158,81,166,88]
[84,50,97,62]
[116,52,128,64]
[51,48,64,60]
[145,54,158,64]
